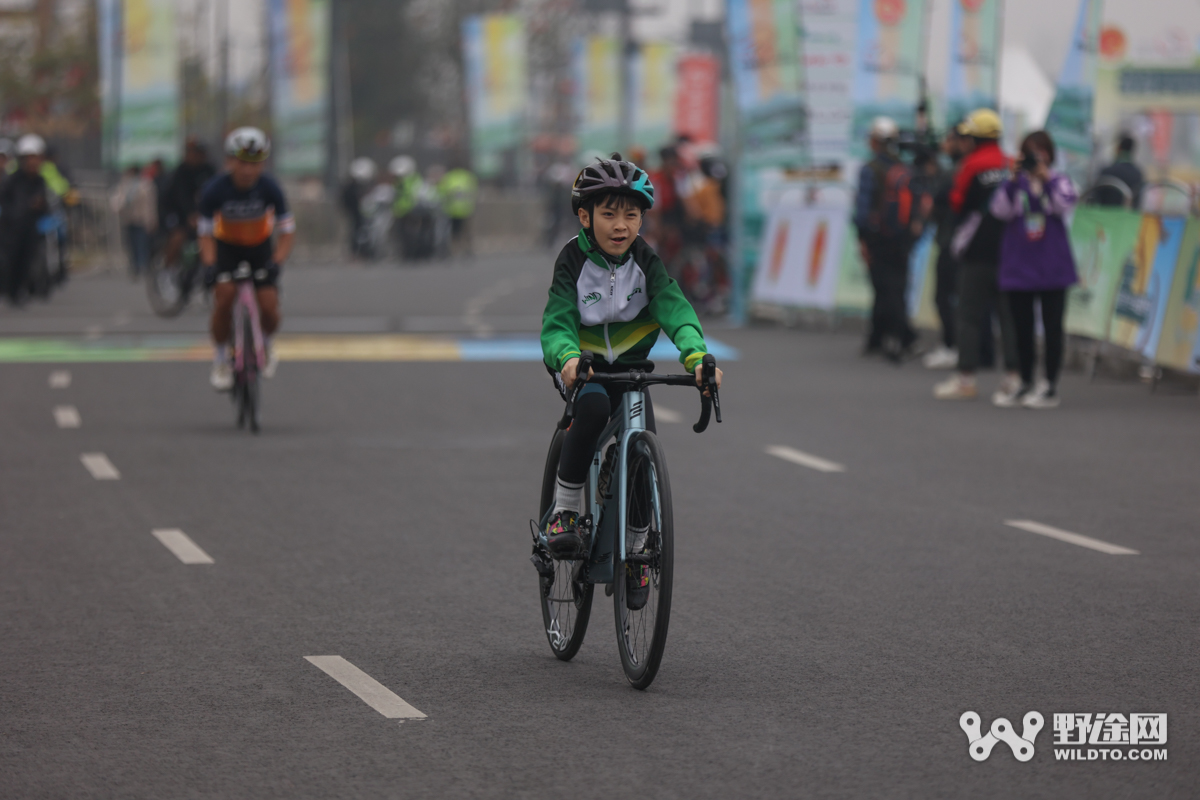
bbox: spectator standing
[934,109,1019,401]
[342,157,376,258]
[1093,134,1143,209]
[438,164,478,257]
[922,129,968,369]
[0,135,49,304]
[990,131,1078,409]
[853,116,917,363]
[111,165,158,279]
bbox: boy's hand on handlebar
[561,357,593,391]
[694,364,723,397]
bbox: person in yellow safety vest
[389,155,423,220]
[438,166,478,255]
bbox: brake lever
[557,354,594,430]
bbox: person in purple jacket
[990,131,1078,409]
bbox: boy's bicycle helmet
[571,154,655,214]
[225,127,271,162]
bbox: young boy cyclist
[540,155,723,602]
[198,127,295,390]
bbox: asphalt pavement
[2,254,1199,798]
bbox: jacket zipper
[604,268,616,362]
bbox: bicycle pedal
[605,583,615,597]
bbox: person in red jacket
[934,109,1021,402]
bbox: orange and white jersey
[197,173,295,247]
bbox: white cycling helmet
[349,157,377,182]
[16,133,46,157]
[389,155,416,178]
[224,126,271,162]
[869,116,899,140]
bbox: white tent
[999,45,1055,147]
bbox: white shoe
[1022,384,1061,409]
[210,362,233,391]
[934,374,978,400]
[922,346,958,370]
[263,347,279,379]
[990,373,1022,406]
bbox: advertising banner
[850,0,929,160]
[1152,219,1200,371]
[945,0,1003,126]
[907,228,938,322]
[117,0,179,167]
[800,0,858,167]
[462,14,527,179]
[270,0,331,177]
[632,42,678,154]
[675,54,721,145]
[1044,0,1103,184]
[726,0,806,166]
[574,35,621,156]
[1064,205,1142,339]
[751,207,849,309]
[1109,215,1186,357]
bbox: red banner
[674,54,720,145]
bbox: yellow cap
[957,108,1002,139]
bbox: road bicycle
[226,261,267,434]
[146,238,204,317]
[531,352,721,689]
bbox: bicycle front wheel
[537,428,594,661]
[243,314,260,434]
[613,430,673,689]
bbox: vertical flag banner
[270,0,331,177]
[1044,0,1103,184]
[118,0,179,167]
[632,42,678,154]
[574,35,621,155]
[726,0,807,166]
[462,14,527,179]
[98,0,120,170]
[675,54,721,145]
[850,0,929,160]
[800,0,858,167]
[945,0,1003,125]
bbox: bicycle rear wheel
[145,255,190,317]
[537,428,594,661]
[613,430,673,689]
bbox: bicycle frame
[232,278,266,376]
[538,389,658,586]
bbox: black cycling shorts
[215,240,278,287]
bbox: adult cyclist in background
[198,127,295,391]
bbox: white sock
[553,477,584,515]
[214,344,228,365]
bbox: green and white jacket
[541,231,708,374]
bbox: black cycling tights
[558,384,656,485]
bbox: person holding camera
[989,131,1078,409]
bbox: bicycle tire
[537,428,594,661]
[613,430,674,690]
[243,314,260,434]
[145,255,190,318]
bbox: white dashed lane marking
[654,406,682,424]
[80,453,120,480]
[54,406,81,428]
[49,370,71,388]
[304,656,427,720]
[152,529,215,564]
[1004,519,1139,555]
[765,445,846,473]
